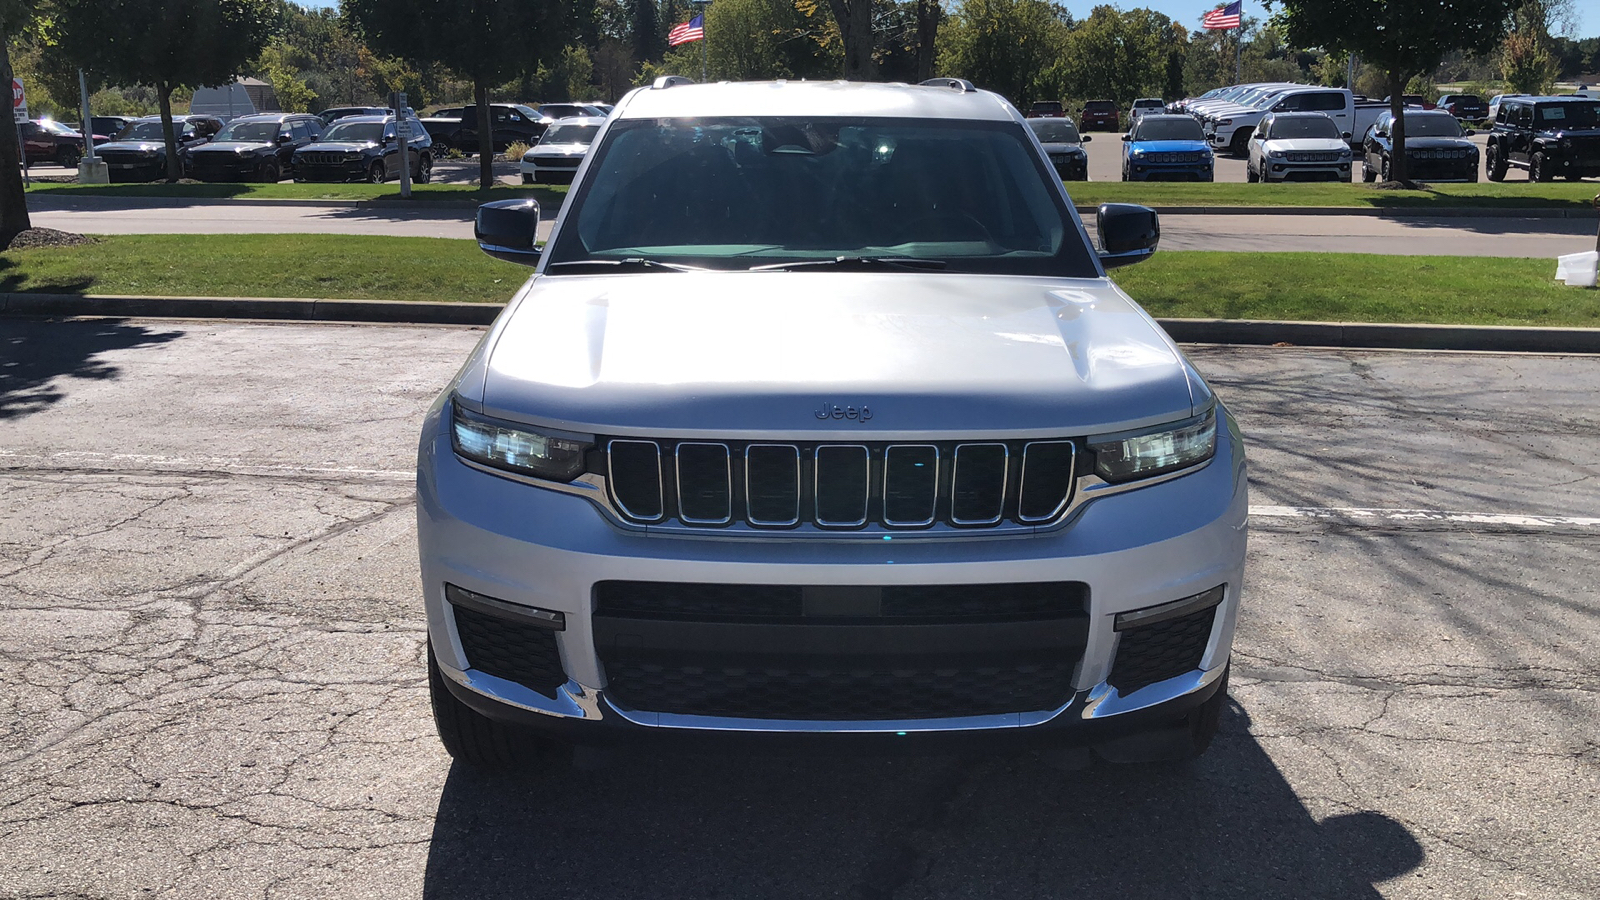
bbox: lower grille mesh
[1108,605,1217,694]
[453,604,566,697]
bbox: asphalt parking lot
[1,318,1596,899]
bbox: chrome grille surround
[1285,151,1341,163]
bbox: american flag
[1202,1,1241,29]
[667,14,704,46]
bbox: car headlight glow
[1268,149,1285,159]
[451,403,593,482]
[1089,408,1217,483]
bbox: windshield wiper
[748,256,947,272]
[545,258,706,273]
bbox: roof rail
[651,76,696,90]
[920,77,977,93]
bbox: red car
[1026,100,1065,118]
[1080,99,1120,131]
[18,119,108,168]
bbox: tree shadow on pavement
[0,317,181,421]
[421,702,1422,900]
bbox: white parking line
[1250,505,1600,529]
[5,450,1596,529]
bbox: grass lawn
[3,236,1595,326]
[0,234,528,304]
[26,181,569,206]
[1068,181,1600,209]
[1113,252,1600,327]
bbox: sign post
[13,77,29,185]
[390,91,412,199]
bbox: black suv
[185,113,324,182]
[1486,96,1600,182]
[292,114,434,183]
[94,115,224,182]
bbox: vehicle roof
[328,115,397,125]
[616,80,1016,121]
[228,112,319,122]
[1268,111,1338,118]
[544,115,608,126]
[1132,114,1198,123]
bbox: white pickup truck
[1201,86,1388,156]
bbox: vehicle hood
[299,141,377,153]
[1128,139,1209,153]
[1036,141,1085,153]
[1263,138,1347,152]
[473,272,1203,438]
[191,141,274,154]
[96,141,167,154]
[531,142,591,155]
[1398,137,1474,150]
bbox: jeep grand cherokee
[417,77,1249,768]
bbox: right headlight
[1089,408,1217,483]
[450,402,593,482]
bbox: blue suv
[1122,114,1214,181]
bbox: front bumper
[1126,161,1213,182]
[187,157,270,181]
[1403,158,1479,181]
[1263,160,1351,182]
[417,400,1249,745]
[295,160,367,182]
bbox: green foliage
[52,0,279,94]
[1501,2,1560,93]
[936,0,1068,107]
[1057,6,1187,105]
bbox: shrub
[503,141,531,161]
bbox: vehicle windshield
[548,116,1093,275]
[1270,116,1340,139]
[1085,101,1115,111]
[215,121,280,142]
[117,121,179,140]
[39,120,75,134]
[1403,114,1462,137]
[1134,99,1164,108]
[515,105,540,120]
[323,121,385,143]
[1133,117,1204,141]
[1028,119,1081,142]
[540,123,601,145]
[1536,102,1599,127]
[539,105,588,120]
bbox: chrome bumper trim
[1080,663,1227,719]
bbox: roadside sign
[12,77,26,124]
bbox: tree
[50,0,277,181]
[823,0,875,79]
[1,0,38,246]
[1501,1,1560,93]
[1272,0,1521,185]
[346,0,580,188]
[937,0,1068,107]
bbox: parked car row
[421,102,609,154]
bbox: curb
[6,293,1599,354]
[26,194,493,211]
[1074,205,1600,218]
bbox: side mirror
[1081,134,1092,142]
[1121,134,1131,142]
[277,134,293,144]
[1097,203,1159,269]
[1342,131,1352,139]
[476,199,543,267]
[1462,128,1475,136]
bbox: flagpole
[693,0,710,82]
[1234,10,1243,84]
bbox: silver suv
[418,77,1248,767]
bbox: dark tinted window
[1403,114,1463,137]
[1268,116,1340,139]
[1537,102,1598,127]
[1028,119,1082,143]
[324,121,384,143]
[1084,101,1116,112]
[540,123,602,145]
[551,117,1092,276]
[1132,117,1204,141]
[1298,92,1346,111]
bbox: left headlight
[1089,408,1217,483]
[451,403,593,482]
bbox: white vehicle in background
[1129,97,1166,123]
[1205,86,1355,157]
[520,115,606,184]
[1486,93,1528,122]
[1246,112,1353,182]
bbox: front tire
[259,161,280,183]
[1530,151,1551,183]
[1246,163,1258,183]
[1380,156,1392,182]
[428,640,519,768]
[1229,129,1251,158]
[414,153,432,184]
[1362,163,1377,183]
[1486,143,1507,181]
[367,160,386,184]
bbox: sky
[291,0,1600,45]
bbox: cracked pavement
[1,318,1596,899]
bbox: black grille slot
[603,656,1075,720]
[951,443,1008,524]
[452,604,566,697]
[883,445,938,525]
[1109,605,1217,694]
[608,440,663,520]
[595,581,1086,620]
[676,442,731,523]
[1018,441,1075,522]
[745,445,800,525]
[814,445,869,526]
